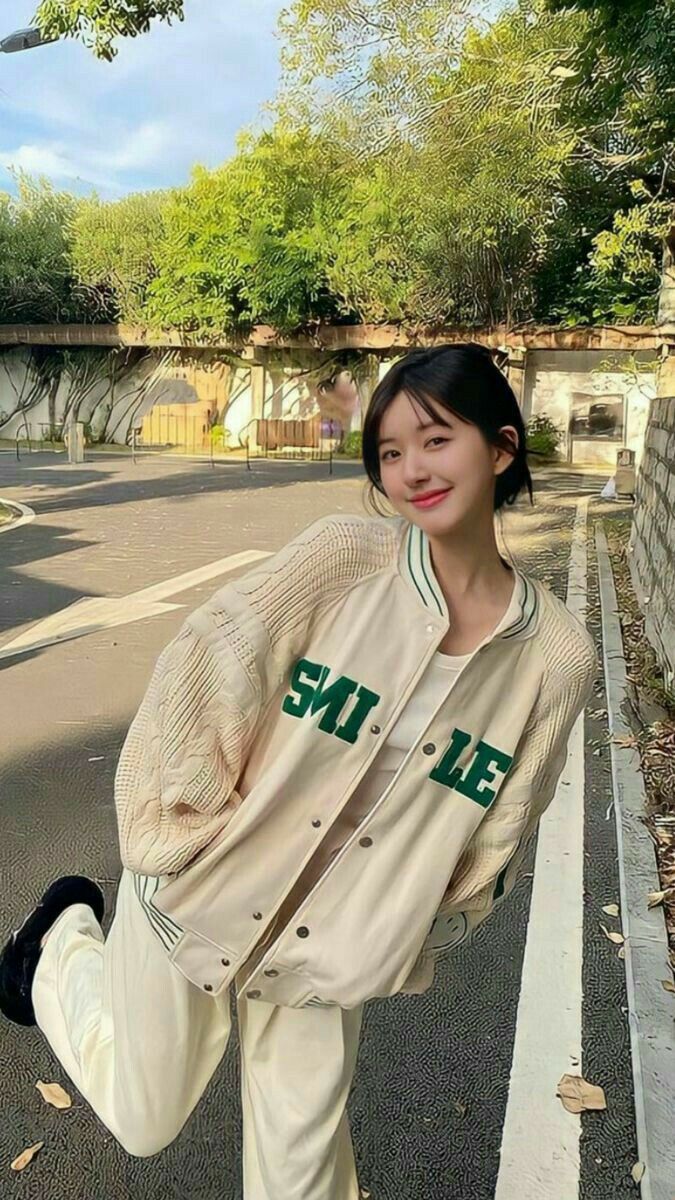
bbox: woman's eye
[381,437,448,463]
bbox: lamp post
[0,27,57,54]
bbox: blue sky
[0,0,285,198]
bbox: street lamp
[0,27,57,54]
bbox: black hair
[361,343,533,515]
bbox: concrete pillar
[268,366,285,419]
[248,361,266,451]
[505,347,528,412]
[355,354,381,430]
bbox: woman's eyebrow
[378,420,449,447]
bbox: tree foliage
[145,127,349,336]
[35,0,184,60]
[1,0,672,331]
[70,190,167,322]
[0,173,91,322]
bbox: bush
[526,413,563,460]
[341,430,362,459]
[209,424,229,449]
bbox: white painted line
[0,549,272,662]
[0,497,35,533]
[494,496,589,1200]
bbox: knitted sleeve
[114,513,348,876]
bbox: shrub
[526,413,563,459]
[341,430,362,459]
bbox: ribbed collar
[397,519,540,642]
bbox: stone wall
[629,350,675,693]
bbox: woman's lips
[410,488,452,509]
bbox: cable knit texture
[115,514,397,874]
[114,512,598,887]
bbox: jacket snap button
[264,968,279,977]
[203,983,213,992]
[296,926,309,938]
[312,819,321,827]
[422,742,436,754]
[253,912,263,920]
[370,724,381,734]
[221,958,230,966]
[359,836,373,848]
[247,989,261,999]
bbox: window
[569,392,624,440]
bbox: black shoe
[0,876,105,1027]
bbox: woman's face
[376,390,517,532]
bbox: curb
[595,521,675,1200]
[0,497,34,534]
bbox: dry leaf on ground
[661,978,675,993]
[10,1141,44,1171]
[612,735,638,748]
[631,1161,645,1183]
[602,903,620,916]
[556,1074,607,1114]
[618,947,626,960]
[647,889,674,909]
[600,923,625,945]
[35,1080,72,1109]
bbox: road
[0,450,638,1199]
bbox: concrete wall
[524,349,656,468]
[0,342,659,466]
[629,351,675,694]
[0,346,362,449]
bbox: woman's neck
[427,527,515,617]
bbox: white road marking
[0,549,271,662]
[494,496,590,1199]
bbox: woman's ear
[493,425,519,476]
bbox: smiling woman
[361,342,534,653]
[0,340,597,1198]
[362,342,532,515]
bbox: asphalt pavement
[0,450,643,1199]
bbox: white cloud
[0,142,123,193]
[0,0,284,194]
[95,121,175,172]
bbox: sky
[0,0,285,199]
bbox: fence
[6,412,346,474]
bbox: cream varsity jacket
[114,512,598,1008]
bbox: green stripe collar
[398,520,539,642]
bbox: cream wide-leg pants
[31,868,364,1199]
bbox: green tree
[279,2,611,325]
[542,0,675,322]
[35,0,184,60]
[69,190,168,322]
[0,173,90,322]
[277,0,674,325]
[146,125,349,336]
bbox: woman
[0,343,597,1198]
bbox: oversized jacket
[114,511,598,1009]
